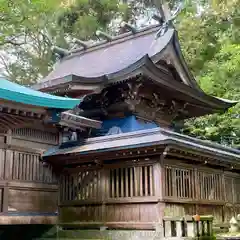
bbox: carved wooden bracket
[122,82,142,111]
[78,79,189,126]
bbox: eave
[0,99,48,132]
[141,56,237,112]
[42,128,240,169]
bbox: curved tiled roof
[42,26,173,81]
[33,25,201,91]
[32,24,238,112]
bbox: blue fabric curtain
[92,115,158,136]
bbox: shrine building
[33,5,240,231]
[0,78,100,225]
[0,4,239,238]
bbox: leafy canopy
[178,0,240,147]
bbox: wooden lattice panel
[225,176,234,203]
[197,170,223,201]
[164,165,194,199]
[109,165,154,198]
[11,151,57,183]
[60,170,101,202]
[235,177,240,204]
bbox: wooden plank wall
[59,157,240,227]
[8,187,57,212]
[0,127,59,214]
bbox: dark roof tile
[36,25,174,85]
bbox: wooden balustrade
[60,163,240,205]
[163,215,214,239]
[59,160,239,228]
[164,164,240,204]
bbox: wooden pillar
[154,154,165,236]
[2,129,12,213]
[194,168,199,214]
[4,130,13,180]
[222,171,227,222]
[153,155,163,199]
[100,167,108,223]
[2,187,9,213]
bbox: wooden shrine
[33,4,240,232]
[0,78,101,225]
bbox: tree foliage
[57,0,127,39]
[0,0,64,84]
[0,0,127,84]
[177,0,240,147]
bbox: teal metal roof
[0,78,81,109]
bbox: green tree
[0,0,62,84]
[177,0,240,147]
[0,0,127,84]
[57,0,127,39]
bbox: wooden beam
[59,196,226,207]
[0,112,42,130]
[0,117,14,129]
[7,181,58,191]
[0,215,57,225]
[45,146,165,165]
[6,114,27,125]
[59,221,155,230]
[165,146,240,170]
[0,142,43,154]
[1,115,19,126]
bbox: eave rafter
[0,104,45,131]
[44,142,240,172]
[0,112,42,131]
[163,146,240,171]
[0,105,102,133]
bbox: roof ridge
[61,24,161,61]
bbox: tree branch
[0,39,25,46]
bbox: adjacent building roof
[0,78,80,109]
[0,78,102,131]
